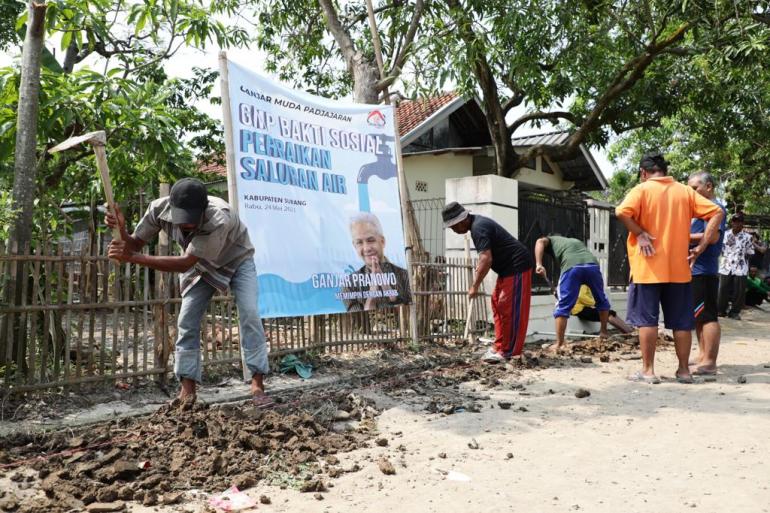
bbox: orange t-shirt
[615,176,721,283]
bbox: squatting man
[105,178,271,406]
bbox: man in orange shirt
[615,153,723,384]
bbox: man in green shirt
[745,266,770,307]
[534,235,611,351]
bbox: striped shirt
[134,196,254,296]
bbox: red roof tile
[199,92,459,176]
[396,92,458,136]
[198,160,227,178]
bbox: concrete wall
[402,153,473,201]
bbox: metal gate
[608,214,630,287]
[518,193,589,294]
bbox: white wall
[403,153,473,201]
[526,291,628,340]
[514,156,574,191]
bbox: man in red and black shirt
[443,202,534,362]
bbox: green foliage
[608,16,770,213]
[4,0,246,240]
[0,0,23,51]
[0,189,19,241]
[249,0,769,182]
[251,1,352,98]
[248,0,427,98]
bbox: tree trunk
[10,1,47,254]
[62,39,78,73]
[351,57,380,104]
[5,1,47,371]
[472,64,519,177]
[489,120,518,178]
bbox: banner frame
[218,51,251,382]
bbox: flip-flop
[627,371,661,384]
[690,367,717,376]
[252,394,275,409]
[675,373,695,384]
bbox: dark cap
[639,152,669,173]
[731,213,744,223]
[169,178,208,225]
[442,201,470,228]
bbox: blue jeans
[175,258,269,383]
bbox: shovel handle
[92,144,121,242]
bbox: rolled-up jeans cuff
[175,348,202,383]
[242,346,269,377]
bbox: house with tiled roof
[395,93,607,202]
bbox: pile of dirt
[0,393,380,513]
[549,332,672,357]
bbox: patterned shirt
[134,196,255,296]
[719,230,754,276]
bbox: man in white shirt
[717,213,754,320]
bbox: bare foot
[178,378,197,402]
[690,365,717,376]
[544,342,565,353]
[599,331,610,339]
[251,373,274,408]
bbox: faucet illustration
[357,135,396,212]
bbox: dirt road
[3,309,769,513]
[242,309,770,513]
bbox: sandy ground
[4,308,769,513]
[195,308,769,513]
[244,311,768,513]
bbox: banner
[222,57,411,318]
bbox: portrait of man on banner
[340,212,411,312]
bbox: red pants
[492,270,532,357]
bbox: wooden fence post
[153,183,171,383]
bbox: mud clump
[574,388,591,399]
[377,458,396,475]
[2,393,379,513]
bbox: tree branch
[388,0,425,76]
[41,149,92,189]
[343,1,401,31]
[374,73,399,92]
[609,118,658,133]
[501,93,524,114]
[517,19,697,163]
[508,111,578,135]
[501,74,525,114]
[318,0,359,71]
[753,12,770,26]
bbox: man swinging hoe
[105,178,272,406]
